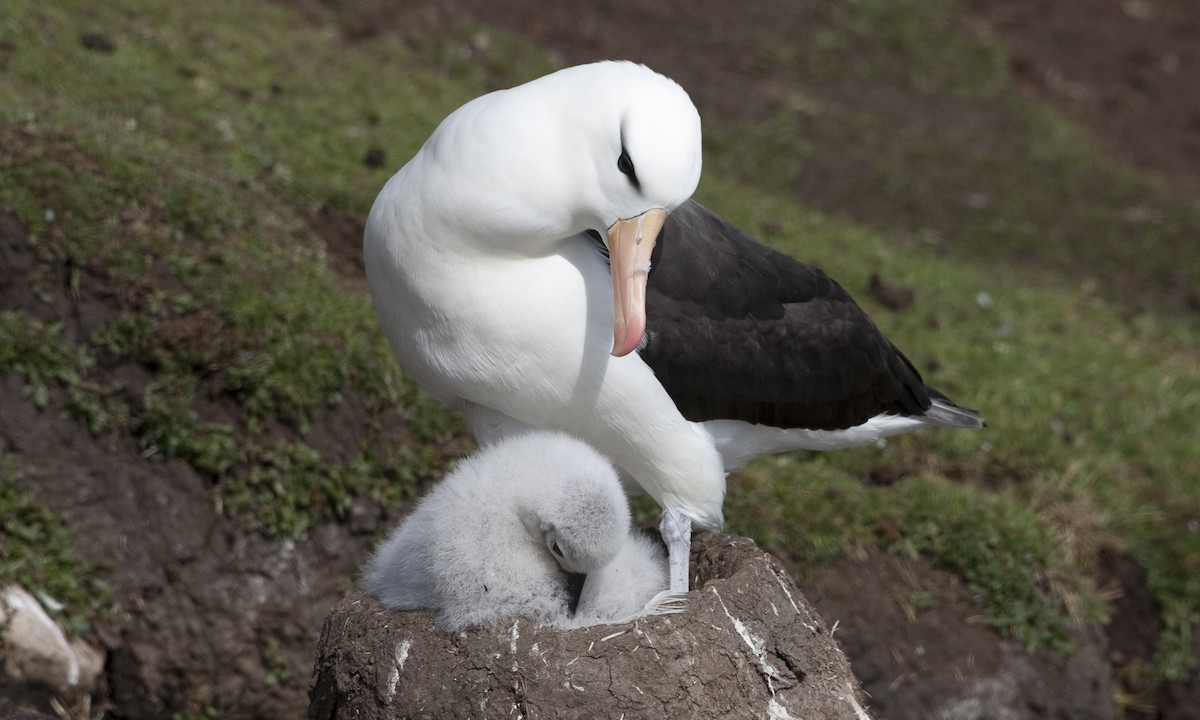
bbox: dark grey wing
[640,200,937,431]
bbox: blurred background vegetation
[1,0,1197,716]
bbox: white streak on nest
[385,639,411,703]
[395,639,411,671]
[768,697,799,719]
[509,621,521,672]
[842,683,871,720]
[709,586,787,696]
[772,569,818,635]
[563,680,586,693]
[600,630,627,642]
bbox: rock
[0,586,105,711]
[310,533,872,720]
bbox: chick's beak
[607,208,666,357]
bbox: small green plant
[262,638,293,686]
[135,379,239,475]
[170,685,218,720]
[0,449,112,636]
[0,311,93,408]
[66,380,132,438]
[219,441,349,541]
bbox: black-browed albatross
[364,60,983,595]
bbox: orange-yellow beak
[607,208,667,357]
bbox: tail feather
[922,392,985,430]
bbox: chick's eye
[551,542,563,557]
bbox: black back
[639,200,934,431]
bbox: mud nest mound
[309,533,870,719]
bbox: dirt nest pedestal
[309,533,870,720]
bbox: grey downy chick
[363,431,632,630]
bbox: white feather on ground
[363,431,672,630]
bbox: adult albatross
[364,60,983,594]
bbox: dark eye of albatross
[551,541,563,557]
[617,148,640,189]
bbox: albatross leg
[659,507,692,593]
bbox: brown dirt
[310,534,868,720]
[807,552,1113,720]
[1,377,366,717]
[0,206,393,717]
[970,0,1200,197]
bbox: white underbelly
[701,414,932,471]
[366,235,728,531]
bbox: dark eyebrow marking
[618,127,641,190]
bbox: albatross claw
[659,507,692,593]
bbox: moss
[0,25,458,542]
[218,441,441,542]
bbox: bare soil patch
[0,207,395,717]
[971,0,1200,198]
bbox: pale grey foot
[659,507,692,593]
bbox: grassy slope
[0,0,1196,688]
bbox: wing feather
[640,200,942,431]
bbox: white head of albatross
[365,60,983,596]
[370,60,700,357]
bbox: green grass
[728,465,1099,653]
[704,181,1200,671]
[0,312,92,409]
[0,0,464,547]
[0,0,1197,693]
[708,5,1200,313]
[0,123,454,539]
[0,449,113,636]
